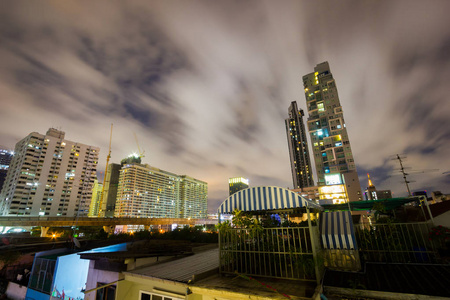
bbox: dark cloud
[0,0,449,212]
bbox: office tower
[114,162,207,219]
[229,177,249,196]
[88,179,102,217]
[0,128,99,216]
[98,163,121,217]
[0,147,14,193]
[285,101,314,189]
[180,176,208,219]
[303,62,361,202]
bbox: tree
[0,251,20,274]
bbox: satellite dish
[73,237,81,248]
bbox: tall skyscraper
[285,101,314,189]
[114,161,207,219]
[98,163,121,217]
[229,177,249,195]
[303,62,361,202]
[0,128,99,216]
[0,147,14,194]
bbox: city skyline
[1,1,449,212]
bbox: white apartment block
[0,128,99,216]
[180,175,208,219]
[114,163,207,219]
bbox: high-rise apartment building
[0,128,99,216]
[285,101,314,189]
[114,162,207,219]
[0,147,14,194]
[88,179,102,217]
[229,177,249,196]
[179,176,208,219]
[98,163,121,217]
[303,62,361,202]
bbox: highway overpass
[0,216,217,228]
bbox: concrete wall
[6,281,27,300]
[433,210,450,228]
[25,288,49,300]
[84,260,120,300]
[116,274,188,300]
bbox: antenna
[395,154,411,196]
[98,124,113,217]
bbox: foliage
[262,215,281,228]
[106,226,218,243]
[215,220,231,233]
[429,225,450,247]
[280,219,300,227]
[0,251,21,272]
[231,209,255,228]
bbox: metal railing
[219,227,319,281]
[354,222,437,263]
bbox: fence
[219,227,321,281]
[354,222,438,263]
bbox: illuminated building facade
[0,148,13,194]
[229,177,249,195]
[114,162,207,219]
[303,62,362,202]
[364,173,392,200]
[285,101,314,189]
[0,128,99,216]
[303,62,358,183]
[88,179,102,217]
[180,176,208,219]
[98,163,121,217]
[318,172,362,204]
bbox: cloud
[1,0,449,211]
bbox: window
[29,258,56,294]
[140,291,183,300]
[96,283,116,300]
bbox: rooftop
[125,247,219,283]
[323,263,450,298]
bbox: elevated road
[0,216,217,227]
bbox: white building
[114,162,207,219]
[0,128,99,217]
[303,62,362,201]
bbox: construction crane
[134,132,145,159]
[98,124,113,217]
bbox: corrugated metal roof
[126,248,219,283]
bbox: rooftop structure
[364,173,392,200]
[228,177,249,196]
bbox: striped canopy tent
[218,186,323,214]
[320,211,357,250]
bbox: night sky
[1,1,449,213]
